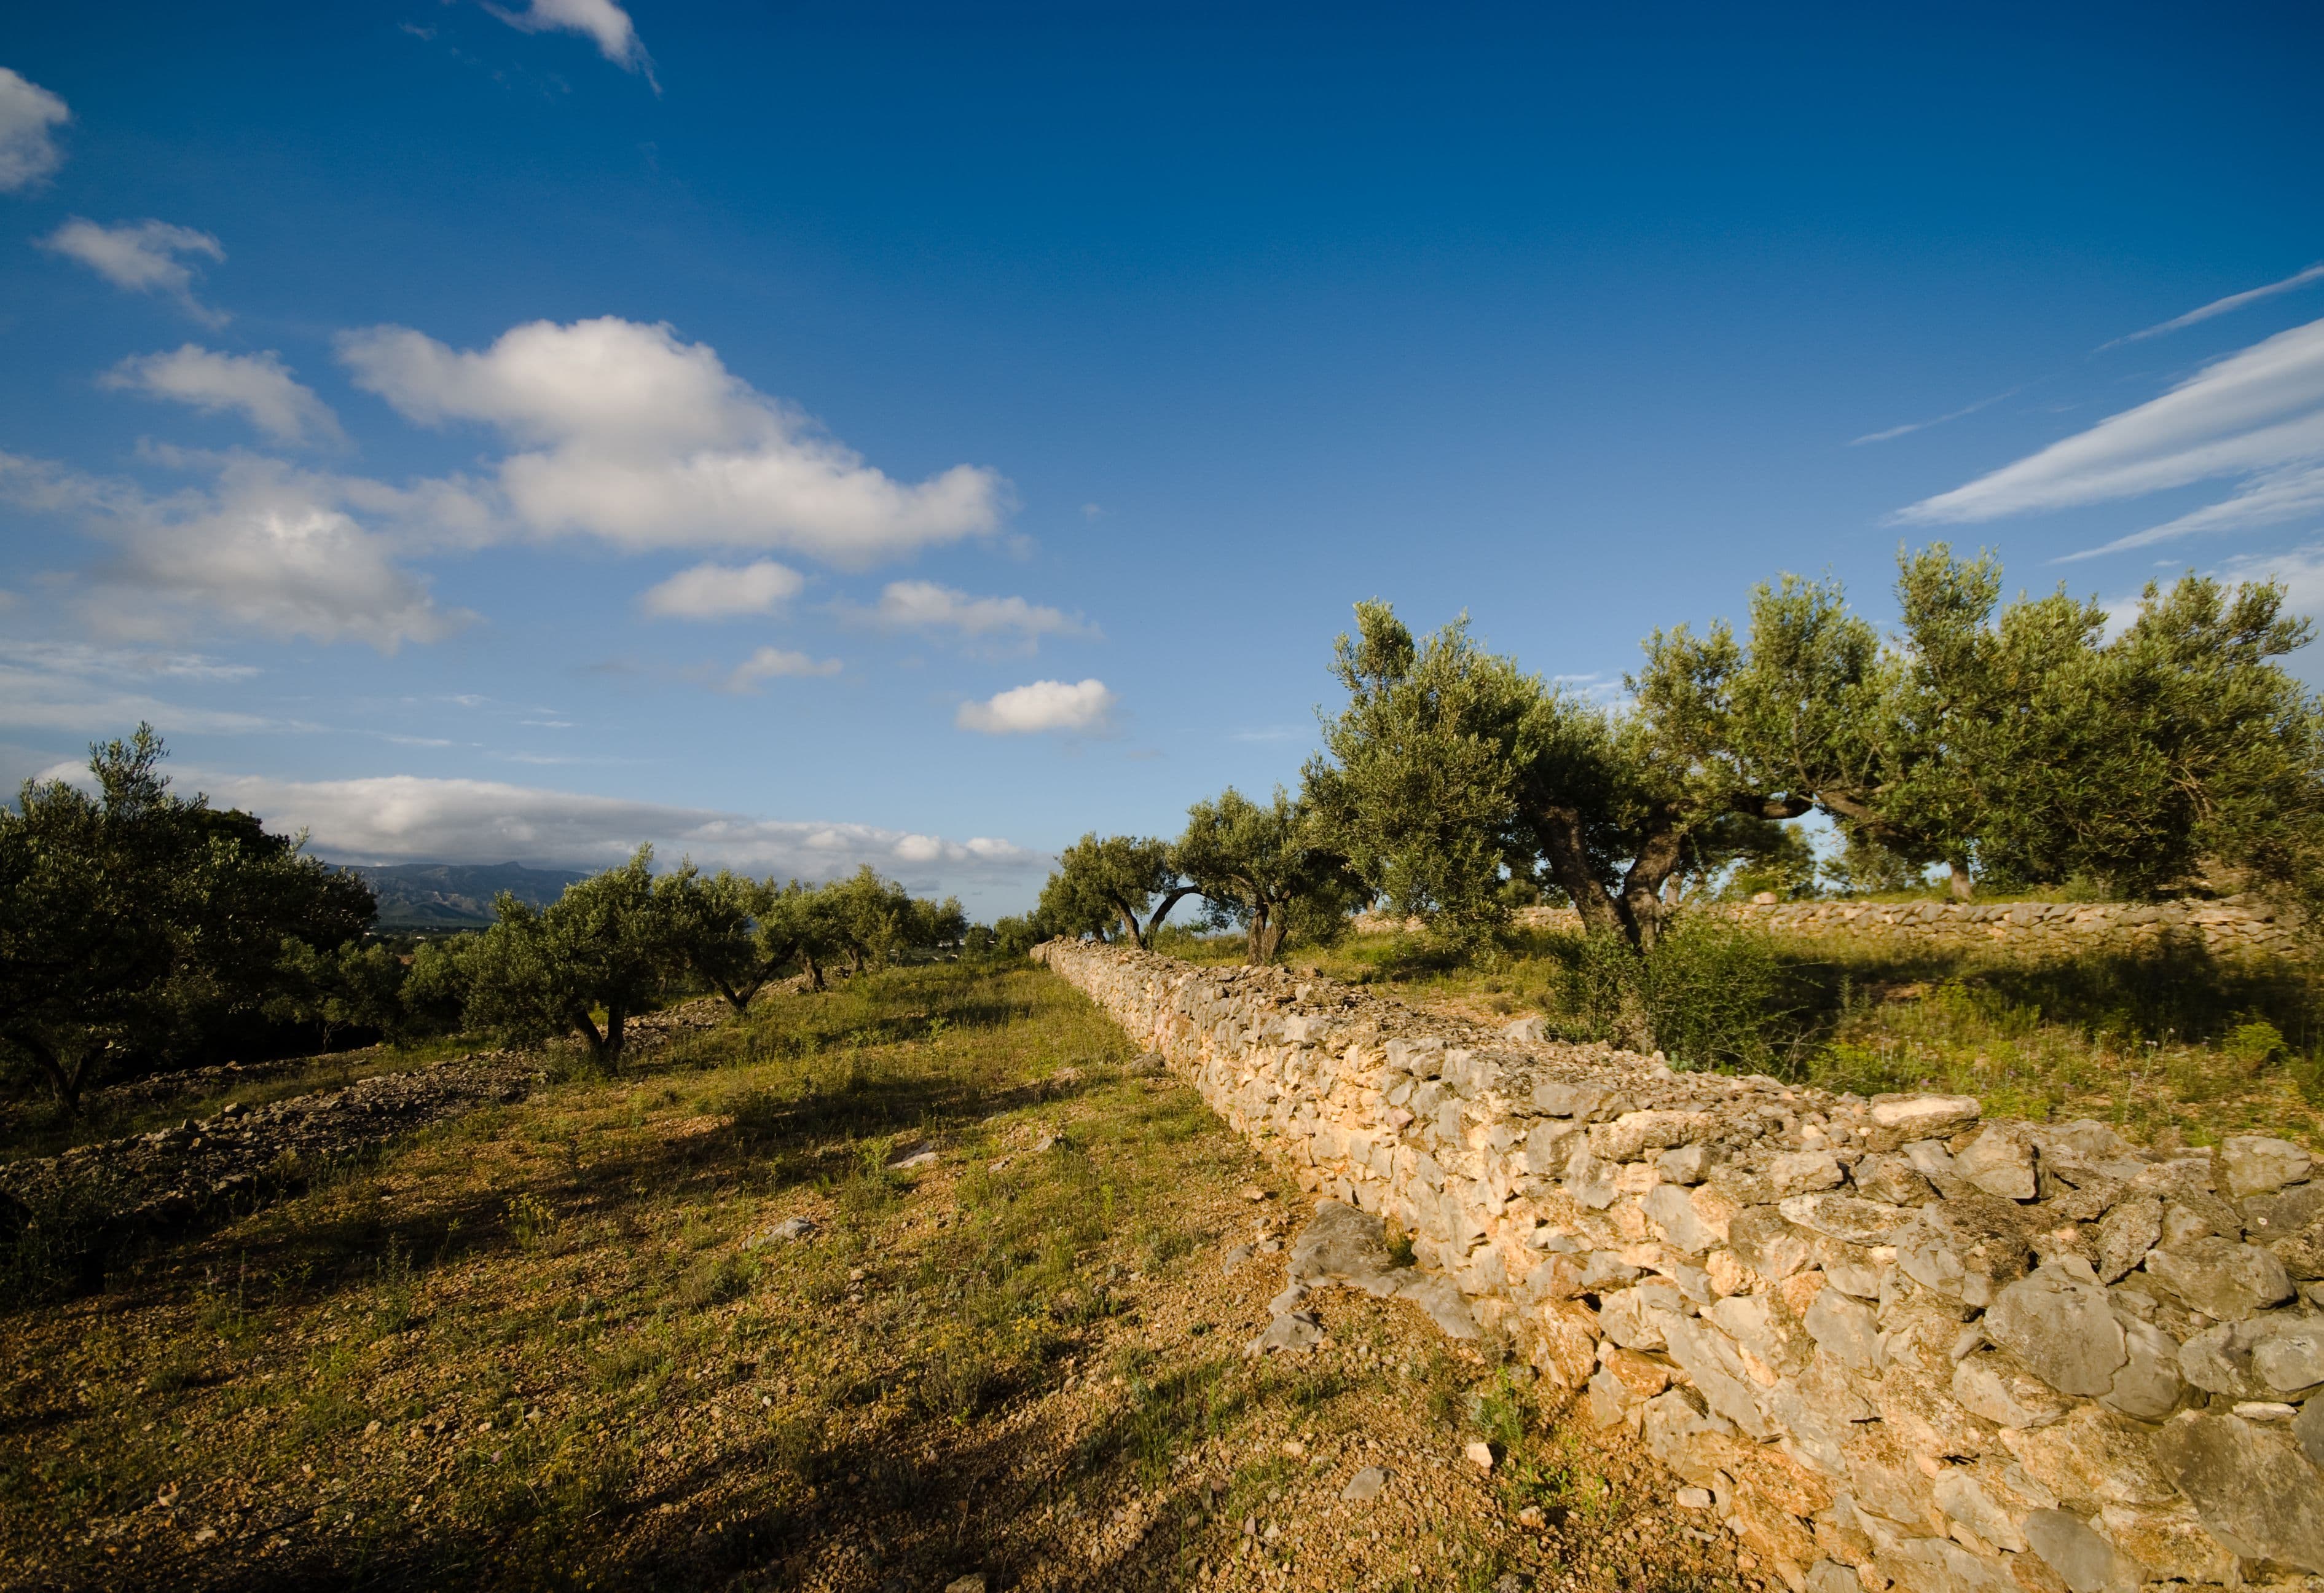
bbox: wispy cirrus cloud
[38,218,228,325]
[1899,317,2324,557]
[2101,262,2324,350]
[101,346,343,447]
[0,637,296,738]
[1850,386,2022,447]
[0,67,69,192]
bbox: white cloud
[484,0,656,84]
[2055,460,2324,563]
[0,637,292,738]
[337,317,1008,565]
[1901,317,2324,532]
[956,677,1115,735]
[38,218,228,325]
[2104,263,2324,349]
[866,580,1095,648]
[639,558,804,620]
[723,646,841,692]
[179,769,1047,889]
[0,450,463,651]
[1848,386,2019,447]
[0,67,69,192]
[101,345,343,447]
[2217,543,2324,623]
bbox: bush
[1542,913,1799,1072]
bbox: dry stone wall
[1357,899,2307,961]
[1034,941,2324,1593]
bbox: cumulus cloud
[484,0,656,84]
[101,346,343,447]
[639,558,804,620]
[723,646,841,692]
[1900,317,2324,543]
[0,67,69,192]
[38,218,228,324]
[0,450,464,651]
[865,580,1095,650]
[2103,263,2324,349]
[173,768,1047,894]
[956,677,1115,735]
[337,317,1007,565]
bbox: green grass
[1171,916,2324,1153]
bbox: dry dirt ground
[0,962,1755,1593]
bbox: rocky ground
[0,966,1765,1593]
[0,999,730,1268]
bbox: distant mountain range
[351,862,589,930]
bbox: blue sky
[4,2,2323,915]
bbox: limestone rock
[1867,1093,1981,1146]
[2096,1312,2181,1420]
[1656,1143,1716,1186]
[2273,1211,2324,1281]
[1641,1181,1717,1254]
[2245,1179,2324,1241]
[1850,1152,1936,1206]
[1768,1150,1843,1197]
[2220,1135,2313,1200]
[2251,1312,2324,1393]
[1729,1205,1816,1281]
[2022,1509,2149,1593]
[1804,1286,1882,1374]
[2181,1310,2324,1398]
[2094,1502,2238,1586]
[2151,1410,2324,1573]
[2092,1195,2160,1284]
[1932,1468,2025,1552]
[1952,1349,2072,1430]
[1249,1310,1323,1354]
[2001,1405,2182,1508]
[1598,1280,1684,1351]
[1894,1195,2032,1304]
[1340,1465,1391,1501]
[1778,1193,1907,1246]
[2143,1235,2293,1320]
[1953,1126,2038,1201]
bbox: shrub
[1541,913,1799,1072]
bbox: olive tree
[0,726,375,1112]
[1035,833,1198,948]
[465,847,673,1069]
[1176,786,1362,964]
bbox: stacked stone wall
[1035,941,2324,1592]
[1356,899,2306,961]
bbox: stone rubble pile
[0,997,727,1236]
[1035,941,2324,1593]
[0,1051,539,1232]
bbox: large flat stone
[2144,1235,2293,1320]
[2220,1136,2313,1200]
[2151,1410,2324,1573]
[1983,1270,2126,1398]
[2023,1509,2149,1593]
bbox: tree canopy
[1301,550,2324,950]
[0,726,375,1110]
